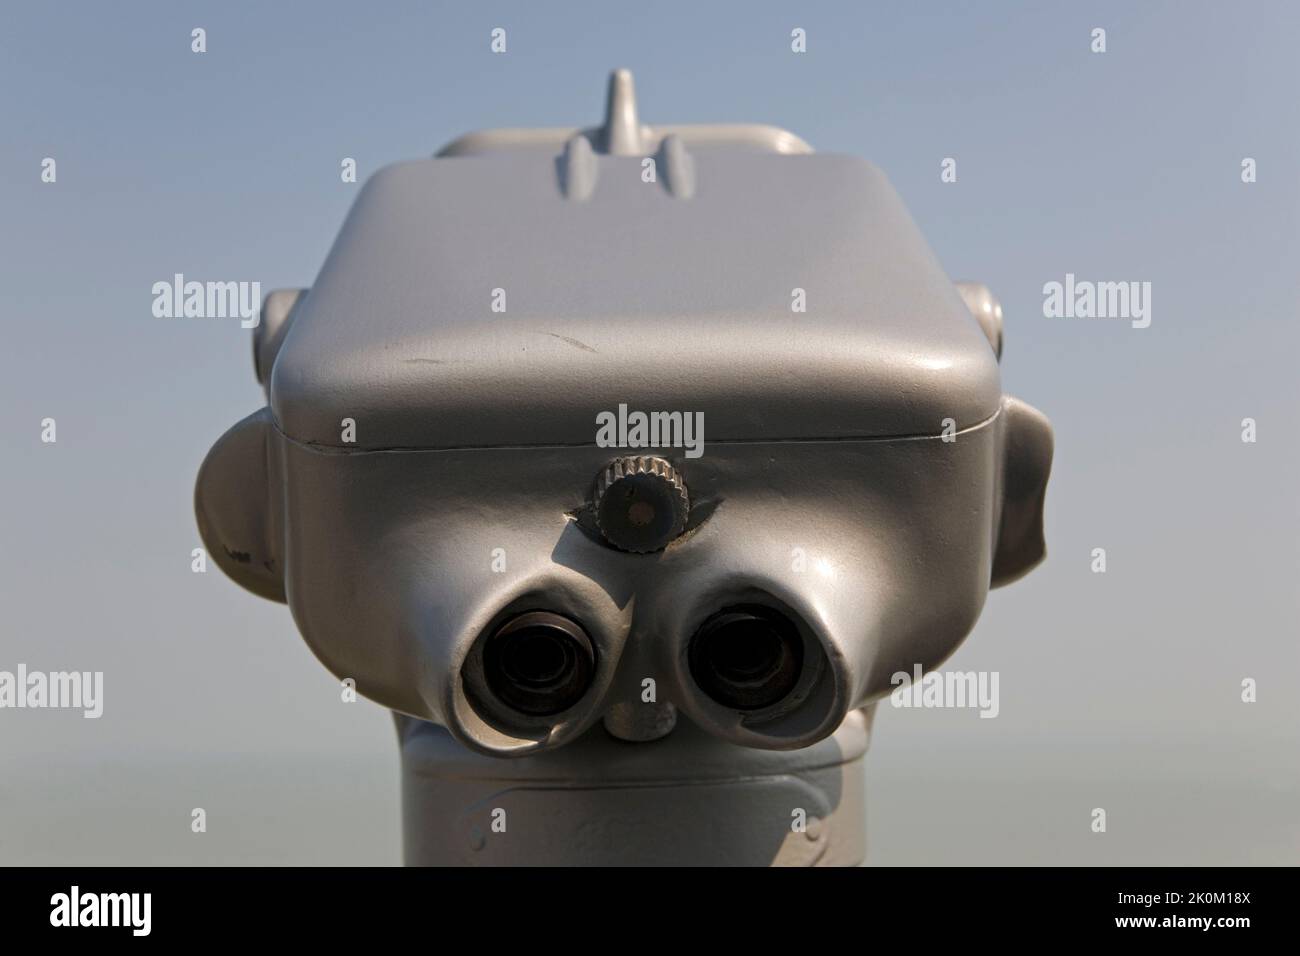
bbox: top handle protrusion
[601,68,645,155]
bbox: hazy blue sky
[2,1,1297,864]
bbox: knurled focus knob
[593,456,689,553]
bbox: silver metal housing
[196,70,1053,864]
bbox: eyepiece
[689,605,803,710]
[483,611,595,716]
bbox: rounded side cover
[194,408,285,602]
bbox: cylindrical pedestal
[396,708,871,866]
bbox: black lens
[484,612,595,716]
[689,605,803,710]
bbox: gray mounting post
[195,70,1053,865]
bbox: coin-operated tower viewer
[196,71,1053,865]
